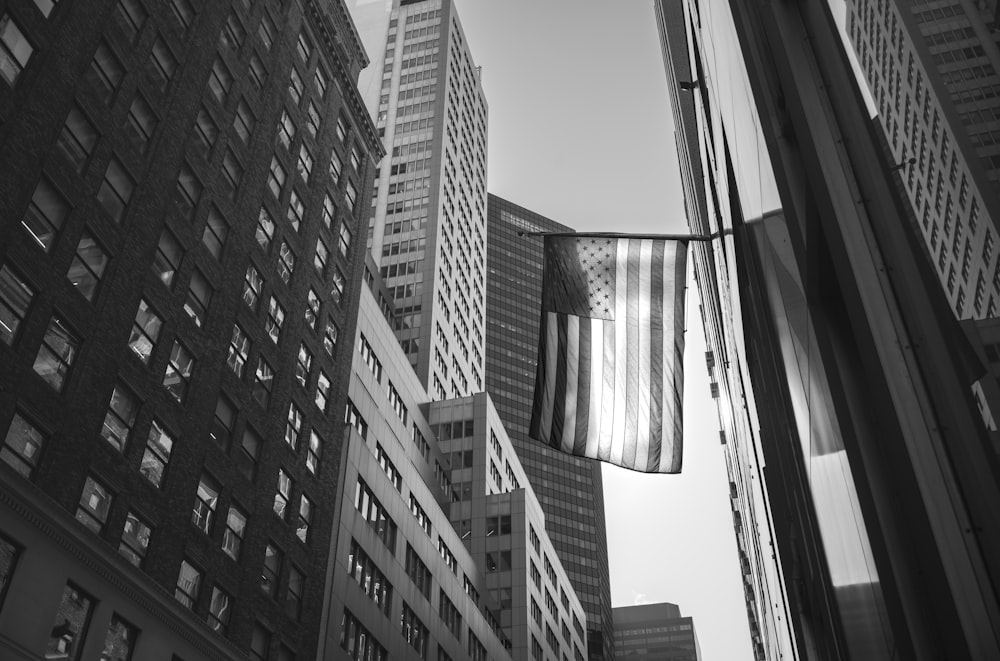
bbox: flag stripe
[550,312,569,449]
[574,318,592,455]
[610,239,630,466]
[622,239,641,468]
[647,240,665,471]
[635,240,653,472]
[540,311,558,440]
[561,315,580,454]
[584,319,604,458]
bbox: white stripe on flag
[562,315,580,454]
[659,242,679,473]
[540,311,558,440]
[611,238,630,466]
[635,239,653,472]
[586,318,604,459]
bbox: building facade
[366,0,488,401]
[324,285,587,661]
[845,0,1000,318]
[0,0,381,659]
[658,0,1000,658]
[612,603,699,661]
[485,194,615,661]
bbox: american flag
[529,235,687,473]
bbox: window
[184,269,211,327]
[115,0,143,34]
[227,324,249,377]
[202,207,228,259]
[341,609,388,661]
[57,106,98,172]
[331,266,345,306]
[401,602,428,659]
[438,536,456,573]
[273,468,291,520]
[22,176,69,252]
[339,222,353,257]
[286,566,304,619]
[128,298,161,363]
[222,504,246,560]
[256,207,276,251]
[258,13,275,50]
[101,383,138,452]
[285,403,302,448]
[297,144,313,180]
[140,419,173,487]
[89,42,123,103]
[98,157,135,223]
[253,356,273,407]
[296,494,312,543]
[468,631,487,661]
[350,145,362,172]
[358,334,382,381]
[192,473,220,534]
[314,67,327,98]
[0,265,32,345]
[250,623,270,661]
[376,444,401,490]
[243,265,263,311]
[314,239,329,275]
[306,430,322,474]
[265,296,285,343]
[45,583,95,661]
[67,232,108,302]
[403,543,431,598]
[336,115,348,143]
[194,108,218,158]
[208,587,231,633]
[347,540,393,614]
[287,189,304,231]
[322,194,336,228]
[175,559,202,608]
[127,93,157,150]
[221,149,243,197]
[268,156,286,198]
[330,150,342,182]
[209,395,235,450]
[306,101,320,137]
[288,67,303,104]
[152,229,182,287]
[323,318,338,357]
[0,14,32,86]
[118,511,151,567]
[248,53,266,91]
[355,478,396,551]
[164,341,194,402]
[76,475,113,533]
[33,315,79,391]
[208,58,232,105]
[234,100,255,144]
[296,32,312,63]
[530,561,540,588]
[2,412,45,478]
[294,343,312,388]
[238,426,261,481]
[277,110,295,148]
[147,38,177,92]
[170,0,195,32]
[305,289,320,330]
[261,542,282,596]
[345,180,358,212]
[315,371,330,411]
[221,12,245,50]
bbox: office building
[366,0,489,401]
[486,194,615,661]
[613,603,699,661]
[658,0,1000,658]
[0,0,381,658]
[325,284,588,660]
[844,0,1000,318]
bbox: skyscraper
[0,0,380,658]
[485,194,615,661]
[366,0,489,401]
[613,603,700,661]
[658,0,1000,658]
[844,0,1000,319]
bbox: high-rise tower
[0,0,381,658]
[844,0,1000,319]
[485,194,615,661]
[366,0,488,401]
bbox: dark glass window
[1,412,45,477]
[88,42,124,103]
[98,157,134,224]
[22,176,69,252]
[45,583,95,661]
[67,231,109,301]
[57,106,98,172]
[33,315,79,391]
[0,14,33,86]
[0,265,34,344]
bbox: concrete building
[658,0,1000,658]
[325,284,588,660]
[0,0,381,659]
[845,0,1000,318]
[613,603,699,661]
[485,194,614,661]
[366,0,489,401]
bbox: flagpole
[516,230,726,242]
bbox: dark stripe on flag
[550,313,569,451]
[530,311,549,443]
[623,240,641,468]
[574,319,592,455]
[599,318,615,462]
[647,241,665,471]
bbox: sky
[449,1,754,660]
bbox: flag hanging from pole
[529,234,687,473]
